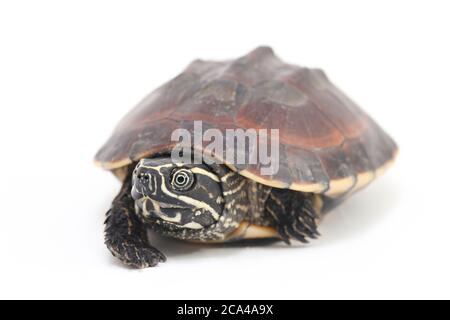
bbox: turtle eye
[171,168,195,192]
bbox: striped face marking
[131,158,224,230]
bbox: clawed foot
[106,238,166,269]
[104,174,166,269]
[276,210,320,244]
[266,190,321,244]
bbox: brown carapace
[96,46,397,197]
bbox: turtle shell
[95,47,397,197]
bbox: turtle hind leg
[265,189,320,244]
[104,171,166,268]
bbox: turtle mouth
[136,198,202,228]
[149,209,206,230]
[135,196,186,212]
[148,208,183,223]
[135,198,213,230]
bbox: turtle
[95,46,397,268]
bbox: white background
[0,0,449,300]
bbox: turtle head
[131,158,225,233]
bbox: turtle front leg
[265,189,321,244]
[104,174,166,268]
